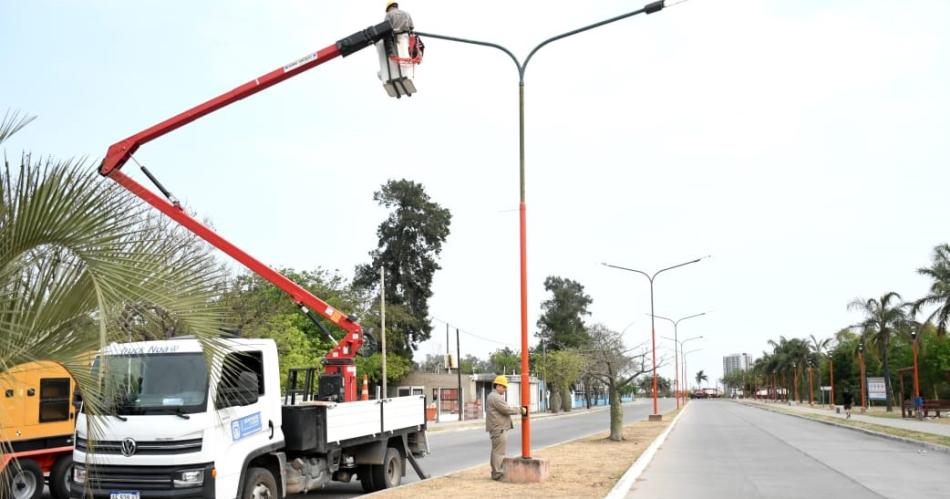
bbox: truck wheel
[50,456,74,499]
[358,466,377,493]
[3,459,44,499]
[371,448,403,490]
[242,467,277,499]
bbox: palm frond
[0,110,36,145]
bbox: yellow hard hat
[493,375,509,387]
[385,1,398,11]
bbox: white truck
[71,338,428,499]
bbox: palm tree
[911,243,950,335]
[1,112,227,471]
[848,292,906,411]
[809,334,832,404]
[695,369,708,388]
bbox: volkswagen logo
[121,437,137,457]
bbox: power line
[430,316,520,348]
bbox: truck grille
[86,466,174,490]
[76,437,203,455]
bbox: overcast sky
[3,0,948,387]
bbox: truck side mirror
[72,387,83,411]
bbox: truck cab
[71,337,427,499]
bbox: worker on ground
[486,375,527,481]
[385,1,413,33]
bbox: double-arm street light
[663,335,702,402]
[602,257,706,419]
[419,0,672,459]
[653,312,706,409]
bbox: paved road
[629,400,950,499]
[309,397,677,498]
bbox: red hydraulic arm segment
[100,21,392,176]
[99,21,394,402]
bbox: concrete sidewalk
[740,399,950,438]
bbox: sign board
[867,377,887,400]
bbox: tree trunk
[609,382,623,441]
[883,336,893,412]
[561,385,572,412]
[550,388,561,414]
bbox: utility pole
[446,323,451,374]
[380,267,386,398]
[456,328,463,422]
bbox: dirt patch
[373,409,678,498]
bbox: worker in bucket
[486,375,527,481]
[385,1,414,33]
[377,1,418,97]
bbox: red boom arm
[100,21,394,402]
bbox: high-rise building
[723,353,753,395]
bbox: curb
[742,401,950,456]
[604,403,689,499]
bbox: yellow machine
[1,361,76,499]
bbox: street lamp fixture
[419,0,673,460]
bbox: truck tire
[242,467,278,499]
[50,456,74,499]
[358,466,377,493]
[3,459,44,499]
[370,448,403,490]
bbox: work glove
[520,406,528,417]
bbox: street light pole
[858,341,867,412]
[654,313,706,409]
[418,0,669,458]
[911,329,920,399]
[602,257,706,419]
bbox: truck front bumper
[69,463,215,499]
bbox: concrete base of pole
[502,457,550,483]
[648,414,663,422]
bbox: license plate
[110,491,140,499]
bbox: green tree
[911,243,950,335]
[488,347,520,374]
[461,354,490,374]
[849,292,907,411]
[0,112,226,485]
[355,353,412,387]
[354,179,452,356]
[535,276,593,351]
[538,349,587,413]
[695,370,708,388]
[809,334,833,403]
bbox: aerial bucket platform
[377,32,423,98]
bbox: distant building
[723,353,753,396]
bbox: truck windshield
[93,353,209,415]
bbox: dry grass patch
[374,409,679,498]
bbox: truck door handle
[268,420,274,439]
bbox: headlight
[73,466,87,485]
[173,469,205,488]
